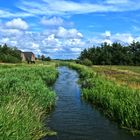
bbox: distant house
[20,51,35,63]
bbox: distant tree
[129,41,140,65]
[78,41,140,66]
[45,56,51,61]
[0,44,21,63]
[79,48,89,60]
[41,55,45,61]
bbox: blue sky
[0,0,140,59]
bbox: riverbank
[60,62,140,135]
[0,63,58,139]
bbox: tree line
[78,41,140,65]
[38,54,51,61]
[0,44,21,63]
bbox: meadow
[61,62,140,134]
[1,61,140,139]
[92,65,140,89]
[0,63,58,140]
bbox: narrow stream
[43,67,140,140]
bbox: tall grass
[61,62,140,134]
[0,64,58,139]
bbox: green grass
[112,65,140,74]
[61,62,140,135]
[92,65,140,89]
[0,63,58,140]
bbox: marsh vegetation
[0,64,58,139]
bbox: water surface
[43,67,140,140]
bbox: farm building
[20,51,35,63]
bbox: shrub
[80,58,93,66]
[0,44,21,63]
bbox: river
[42,67,140,140]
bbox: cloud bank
[6,18,29,30]
[1,18,140,59]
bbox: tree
[129,41,140,65]
[41,55,45,61]
[45,56,51,61]
[0,44,21,63]
[78,41,140,66]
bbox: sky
[0,0,140,59]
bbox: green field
[92,65,140,89]
[0,63,58,140]
[62,62,140,134]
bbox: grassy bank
[0,64,58,140]
[61,62,140,134]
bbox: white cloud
[112,33,134,44]
[0,38,9,44]
[89,31,135,46]
[63,38,85,48]
[41,16,64,26]
[1,20,139,59]
[0,28,23,37]
[0,25,85,59]
[0,9,14,18]
[135,36,140,42]
[31,42,39,49]
[10,40,18,46]
[42,34,61,48]
[0,9,33,18]
[56,27,83,39]
[101,31,112,44]
[1,0,140,19]
[106,0,129,4]
[6,18,29,30]
[105,31,111,37]
[17,0,140,16]
[132,25,140,32]
[103,39,112,44]
[41,16,74,27]
[70,47,82,52]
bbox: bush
[0,44,21,63]
[80,58,93,66]
[0,54,21,63]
